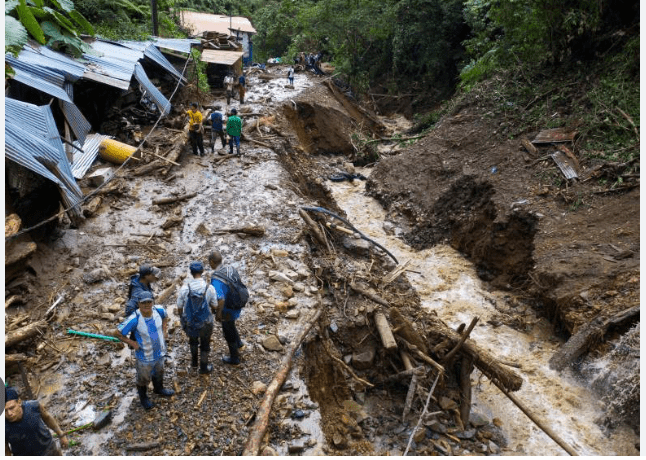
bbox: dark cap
[231,108,237,115]
[189,261,204,273]
[139,265,161,278]
[136,291,154,303]
[191,102,198,108]
[6,387,19,402]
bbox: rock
[82,266,111,284]
[439,397,458,410]
[292,282,305,292]
[332,433,347,448]
[425,420,447,434]
[470,412,491,427]
[265,184,279,191]
[413,427,427,443]
[475,443,488,453]
[456,429,476,439]
[280,286,294,298]
[261,446,279,455]
[292,409,305,419]
[288,442,305,453]
[351,348,375,370]
[354,392,366,405]
[251,381,267,395]
[269,271,294,284]
[287,298,298,307]
[281,381,294,391]
[330,322,338,333]
[72,257,80,267]
[488,440,500,454]
[262,335,284,352]
[195,223,210,236]
[92,410,112,430]
[382,221,396,235]
[492,417,503,427]
[343,162,356,174]
[342,236,371,256]
[285,310,300,319]
[343,354,352,364]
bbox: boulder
[351,348,375,370]
[470,412,491,427]
[262,335,284,352]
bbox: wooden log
[389,307,428,355]
[400,351,414,371]
[374,312,398,351]
[349,283,390,308]
[459,356,474,427]
[381,259,411,286]
[6,321,47,348]
[442,316,479,363]
[549,305,639,371]
[425,314,523,392]
[257,73,279,80]
[299,209,329,252]
[492,380,578,455]
[157,277,182,305]
[5,353,32,365]
[402,372,418,421]
[132,160,163,177]
[153,192,197,206]
[5,295,22,309]
[195,390,207,408]
[161,216,184,230]
[212,225,265,237]
[19,362,34,400]
[397,337,445,374]
[126,442,160,452]
[242,306,323,456]
[521,138,538,156]
[378,366,424,385]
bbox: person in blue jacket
[209,105,226,154]
[125,264,161,317]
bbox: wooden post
[459,356,474,427]
[374,312,397,351]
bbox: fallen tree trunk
[242,305,323,456]
[212,225,266,237]
[6,321,47,348]
[549,305,639,371]
[424,314,523,392]
[153,192,197,206]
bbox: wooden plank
[374,312,398,351]
[532,128,578,144]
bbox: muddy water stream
[329,172,638,455]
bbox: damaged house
[4,37,195,285]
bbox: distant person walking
[176,261,219,374]
[209,105,226,154]
[224,74,234,106]
[238,73,246,104]
[115,291,174,410]
[187,102,205,156]
[226,108,243,156]
[5,387,69,456]
[287,67,294,85]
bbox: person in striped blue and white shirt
[115,291,174,410]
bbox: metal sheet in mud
[133,62,171,116]
[551,151,579,179]
[532,128,578,144]
[71,134,114,179]
[201,49,243,66]
[5,98,84,209]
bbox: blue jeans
[135,358,164,386]
[289,77,294,85]
[229,135,240,154]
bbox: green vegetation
[188,48,210,93]
[5,0,94,57]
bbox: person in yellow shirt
[187,102,205,156]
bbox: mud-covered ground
[5,65,639,456]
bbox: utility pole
[151,0,159,36]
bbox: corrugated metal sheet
[5,98,84,211]
[18,42,86,81]
[551,151,579,180]
[152,37,201,54]
[81,40,143,90]
[201,50,243,66]
[134,62,171,116]
[71,133,113,179]
[5,53,72,102]
[144,45,186,81]
[178,11,256,36]
[61,100,91,145]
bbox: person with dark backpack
[208,250,248,365]
[176,261,219,374]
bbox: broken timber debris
[242,305,323,456]
[374,311,398,351]
[549,305,639,371]
[531,128,578,144]
[6,321,47,348]
[212,225,266,237]
[152,192,197,206]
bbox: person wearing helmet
[226,108,243,156]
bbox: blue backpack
[182,285,212,336]
[211,267,249,310]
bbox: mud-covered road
[5,66,639,456]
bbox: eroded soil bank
[5,65,639,456]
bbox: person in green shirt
[226,108,243,156]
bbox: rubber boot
[137,386,154,410]
[199,352,213,374]
[152,375,175,397]
[190,343,199,368]
[222,341,240,365]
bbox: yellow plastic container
[98,139,137,165]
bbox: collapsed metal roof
[71,134,113,179]
[5,98,84,217]
[151,37,201,55]
[134,62,171,116]
[5,53,72,102]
